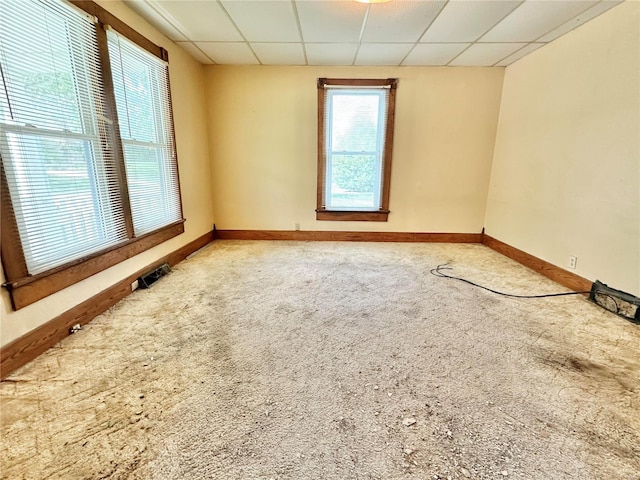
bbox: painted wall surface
[485,1,640,295]
[0,1,214,347]
[205,66,504,233]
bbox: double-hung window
[316,78,397,222]
[107,29,181,236]
[0,0,183,309]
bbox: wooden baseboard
[217,230,590,291]
[215,230,483,243]
[0,230,214,380]
[482,234,592,293]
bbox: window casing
[0,0,183,310]
[316,78,397,222]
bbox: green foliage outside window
[331,154,377,193]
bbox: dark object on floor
[430,264,590,299]
[590,280,640,324]
[138,263,171,289]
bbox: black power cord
[430,264,591,299]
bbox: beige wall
[205,66,504,233]
[485,1,640,295]
[0,1,214,347]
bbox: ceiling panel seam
[472,0,526,43]
[398,0,449,66]
[352,4,372,66]
[491,44,529,67]
[142,0,216,63]
[291,0,308,65]
[531,0,607,43]
[216,0,261,65]
[445,42,475,66]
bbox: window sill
[316,210,389,222]
[2,220,185,310]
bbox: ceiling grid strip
[290,0,308,65]
[352,3,372,66]
[215,0,261,65]
[398,0,449,66]
[445,0,526,66]
[489,0,606,66]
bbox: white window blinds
[0,0,127,274]
[106,29,181,236]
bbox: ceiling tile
[306,43,358,65]
[537,0,623,43]
[402,43,470,66]
[221,1,301,42]
[420,1,521,43]
[495,43,545,66]
[251,43,306,65]
[196,42,259,65]
[126,1,187,41]
[156,1,243,41]
[480,1,599,42]
[175,42,215,64]
[361,0,445,43]
[355,43,413,66]
[296,1,367,43]
[449,43,527,66]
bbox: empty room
[0,0,638,478]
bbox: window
[316,78,397,222]
[107,28,181,236]
[0,0,183,309]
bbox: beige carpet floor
[1,240,639,480]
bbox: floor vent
[590,280,640,324]
[138,263,171,289]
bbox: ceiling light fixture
[355,0,391,3]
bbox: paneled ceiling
[127,0,623,67]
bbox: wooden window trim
[315,210,389,222]
[316,78,397,222]
[2,221,185,310]
[95,18,135,239]
[69,1,167,61]
[0,1,183,310]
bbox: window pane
[109,45,157,143]
[0,1,89,133]
[2,132,124,273]
[0,0,127,275]
[122,142,181,234]
[328,154,377,209]
[330,92,382,153]
[107,30,182,236]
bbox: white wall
[485,1,639,295]
[0,1,214,347]
[205,66,504,233]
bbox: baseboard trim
[215,230,483,243]
[218,229,590,291]
[482,234,592,293]
[0,229,214,380]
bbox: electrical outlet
[131,279,139,291]
[295,222,300,231]
[568,256,577,269]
